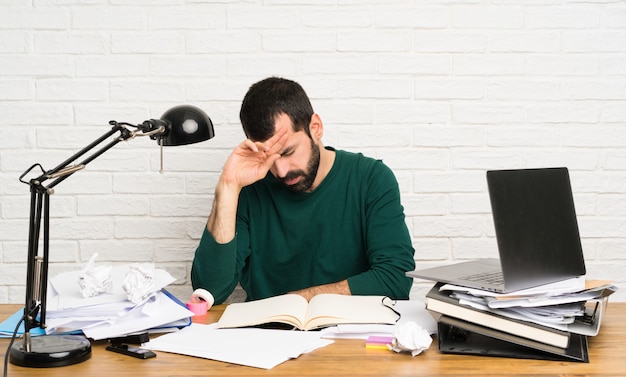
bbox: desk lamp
[8,105,214,368]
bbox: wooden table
[1,303,625,376]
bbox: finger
[261,152,282,171]
[266,129,289,154]
[241,139,260,153]
[263,127,288,152]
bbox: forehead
[273,113,309,151]
[273,113,294,133]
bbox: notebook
[407,167,586,293]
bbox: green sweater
[191,148,415,304]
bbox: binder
[437,315,589,363]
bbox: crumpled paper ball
[388,321,433,356]
[122,264,156,304]
[78,253,113,298]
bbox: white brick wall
[1,1,625,304]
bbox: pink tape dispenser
[186,288,215,315]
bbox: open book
[216,294,399,331]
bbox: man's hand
[220,127,288,190]
[289,280,351,302]
[207,127,288,244]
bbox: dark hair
[239,77,314,141]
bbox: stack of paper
[145,323,333,369]
[46,264,194,340]
[1,264,194,341]
[437,278,616,336]
[424,277,617,362]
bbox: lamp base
[9,334,92,368]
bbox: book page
[216,294,309,329]
[303,294,398,330]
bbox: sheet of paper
[321,324,395,339]
[395,299,438,333]
[145,323,334,369]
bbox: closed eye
[280,147,295,157]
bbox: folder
[436,315,589,363]
[0,309,46,339]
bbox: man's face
[269,113,321,192]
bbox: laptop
[407,167,587,293]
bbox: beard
[279,139,321,193]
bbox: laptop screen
[487,167,586,291]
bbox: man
[191,77,415,304]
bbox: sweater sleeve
[191,228,240,304]
[346,161,415,299]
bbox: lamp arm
[21,123,136,191]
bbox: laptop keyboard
[461,271,505,285]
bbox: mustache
[280,170,306,183]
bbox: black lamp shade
[160,105,215,146]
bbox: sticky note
[365,335,394,350]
